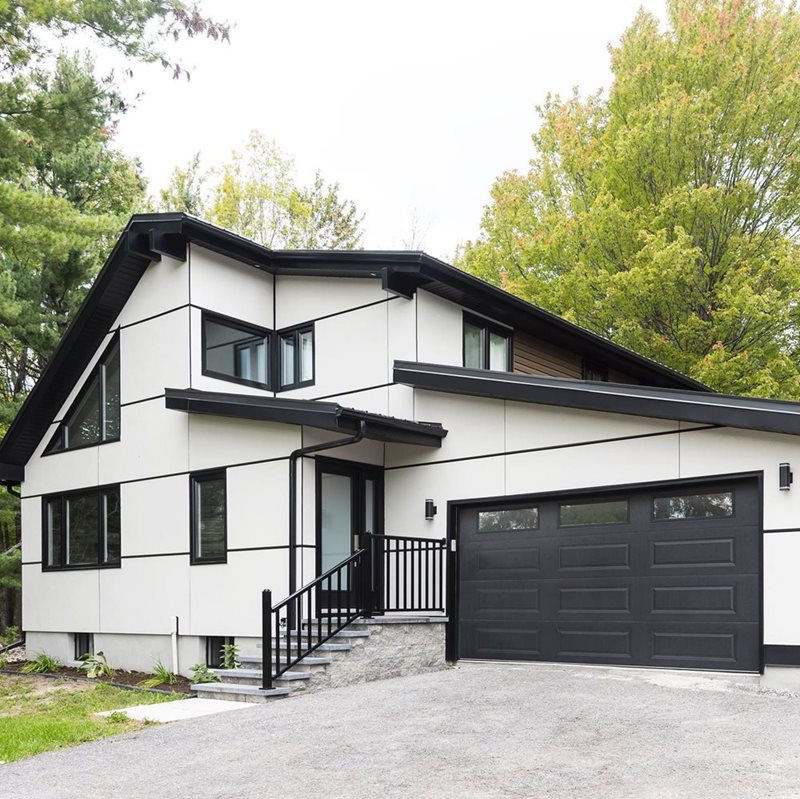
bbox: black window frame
[462,312,512,372]
[201,310,272,390]
[44,334,121,455]
[277,323,315,390]
[581,359,609,382]
[41,484,122,571]
[190,469,228,565]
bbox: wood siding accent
[513,331,582,380]
[513,331,639,384]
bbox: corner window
[582,360,608,382]
[43,486,121,570]
[191,471,227,564]
[45,336,120,454]
[279,324,314,389]
[463,313,511,371]
[203,313,271,389]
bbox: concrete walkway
[4,662,800,798]
[96,697,253,722]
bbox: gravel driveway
[3,662,800,799]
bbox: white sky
[110,0,668,260]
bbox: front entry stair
[191,616,446,703]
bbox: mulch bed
[1,661,194,695]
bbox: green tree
[161,131,364,248]
[460,0,800,399]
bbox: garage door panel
[648,622,760,671]
[458,478,760,672]
[646,574,759,622]
[460,579,542,619]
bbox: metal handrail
[261,532,447,690]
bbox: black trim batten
[764,645,800,666]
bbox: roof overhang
[164,388,447,447]
[393,361,800,437]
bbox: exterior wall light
[425,499,438,521]
[779,463,793,491]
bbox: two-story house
[2,213,800,698]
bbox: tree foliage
[460,0,800,398]
[160,131,364,249]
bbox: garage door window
[652,491,733,520]
[478,507,539,532]
[559,499,629,527]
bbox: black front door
[316,458,383,610]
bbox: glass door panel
[320,472,353,587]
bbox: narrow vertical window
[191,471,227,564]
[278,324,314,390]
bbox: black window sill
[41,436,121,459]
[190,557,228,566]
[42,562,122,572]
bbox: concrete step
[209,668,314,687]
[283,628,370,639]
[191,682,293,703]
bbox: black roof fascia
[0,211,703,475]
[164,388,447,448]
[393,361,800,437]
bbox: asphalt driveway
[3,662,800,799]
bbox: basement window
[74,633,94,660]
[463,313,511,372]
[43,486,121,570]
[206,636,235,668]
[45,336,120,454]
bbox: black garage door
[458,480,760,672]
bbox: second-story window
[279,324,314,389]
[463,313,511,372]
[203,313,271,389]
[45,336,120,454]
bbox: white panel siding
[315,386,391,416]
[120,307,190,404]
[99,400,189,485]
[187,415,298,472]
[121,476,189,557]
[227,461,289,550]
[275,275,387,329]
[22,566,100,632]
[764,532,800,645]
[416,290,464,367]
[190,245,273,329]
[189,549,288,637]
[23,444,99,498]
[99,557,190,634]
[20,497,42,563]
[114,255,189,328]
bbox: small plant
[1,625,20,645]
[189,663,220,684]
[139,660,178,688]
[106,711,129,724]
[220,642,241,670]
[20,652,61,674]
[0,655,7,669]
[78,651,113,680]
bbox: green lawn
[0,675,184,762]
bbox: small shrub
[20,652,61,674]
[78,651,113,680]
[189,663,220,684]
[220,643,240,670]
[0,655,6,669]
[2,625,20,645]
[106,711,129,724]
[139,660,178,688]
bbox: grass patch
[0,675,184,762]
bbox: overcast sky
[112,0,668,260]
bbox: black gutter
[394,361,800,437]
[286,422,366,628]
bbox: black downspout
[287,420,366,629]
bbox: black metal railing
[261,532,446,690]
[372,533,447,614]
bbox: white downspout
[170,616,179,675]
